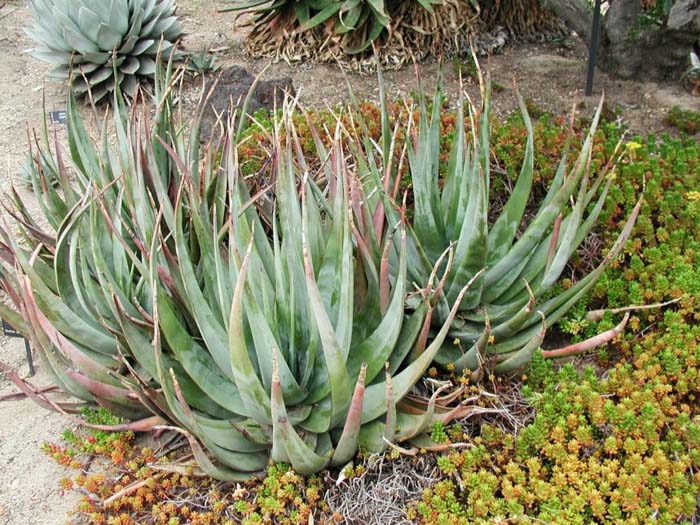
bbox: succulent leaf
[359,68,638,375]
[0,61,640,481]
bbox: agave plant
[26,0,182,101]
[0,67,479,479]
[350,69,641,375]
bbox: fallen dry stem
[585,297,682,321]
[542,312,630,359]
[103,472,165,507]
[0,384,58,401]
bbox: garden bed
[0,1,698,524]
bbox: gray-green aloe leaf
[357,68,639,375]
[0,68,476,479]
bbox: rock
[523,54,583,73]
[667,0,700,32]
[597,0,700,80]
[653,84,700,109]
[199,66,295,142]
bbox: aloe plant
[0,57,642,480]
[0,68,476,479]
[682,50,700,95]
[351,69,641,375]
[26,0,182,101]
[221,0,443,57]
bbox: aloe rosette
[147,112,472,478]
[0,62,642,479]
[353,70,641,374]
[0,71,471,479]
[220,0,463,67]
[222,0,404,54]
[26,0,182,101]
[220,0,562,69]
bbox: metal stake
[24,339,35,377]
[585,0,603,96]
[2,318,35,377]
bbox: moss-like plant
[664,106,700,135]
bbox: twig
[382,438,418,456]
[155,432,187,458]
[421,442,475,452]
[158,439,190,459]
[102,472,165,507]
[542,312,629,359]
[0,7,18,21]
[80,415,167,433]
[585,297,681,321]
[0,384,58,401]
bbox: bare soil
[0,0,697,524]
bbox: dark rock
[199,66,295,142]
[667,0,700,33]
[544,0,700,81]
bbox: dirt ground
[0,1,697,524]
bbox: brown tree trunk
[540,0,594,42]
[541,0,700,81]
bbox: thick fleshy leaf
[487,89,535,263]
[270,352,331,475]
[330,363,367,466]
[494,313,546,374]
[301,190,352,429]
[361,274,479,423]
[228,236,272,424]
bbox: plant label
[48,110,67,125]
[2,318,22,338]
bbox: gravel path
[0,2,77,521]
